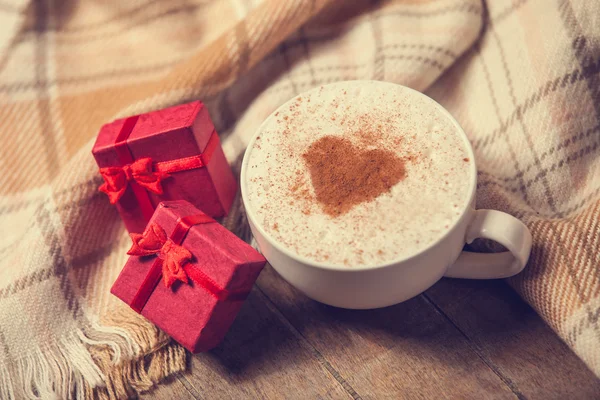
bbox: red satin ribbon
[100,115,220,223]
[128,213,249,313]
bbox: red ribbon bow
[127,222,192,288]
[99,158,170,204]
[125,213,250,314]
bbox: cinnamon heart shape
[302,135,406,216]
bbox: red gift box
[111,200,266,353]
[92,101,237,233]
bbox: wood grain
[141,376,194,400]
[162,285,350,399]
[425,279,600,399]
[149,265,600,399]
[255,265,515,399]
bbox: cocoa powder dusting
[302,135,406,216]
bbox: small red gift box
[111,200,266,353]
[92,101,237,233]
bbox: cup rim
[240,80,477,272]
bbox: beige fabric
[0,0,598,398]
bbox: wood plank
[255,265,517,399]
[150,267,600,399]
[175,285,352,399]
[425,278,600,399]
[140,375,195,400]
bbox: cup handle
[444,209,532,279]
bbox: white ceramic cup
[241,81,532,310]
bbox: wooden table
[146,265,600,399]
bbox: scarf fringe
[7,331,106,399]
[1,360,15,399]
[94,343,187,400]
[1,313,187,399]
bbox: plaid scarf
[0,0,598,398]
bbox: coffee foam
[244,81,474,267]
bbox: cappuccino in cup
[242,80,530,309]
[244,81,473,267]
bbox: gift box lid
[156,200,265,292]
[92,101,215,167]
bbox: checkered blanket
[0,0,598,398]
